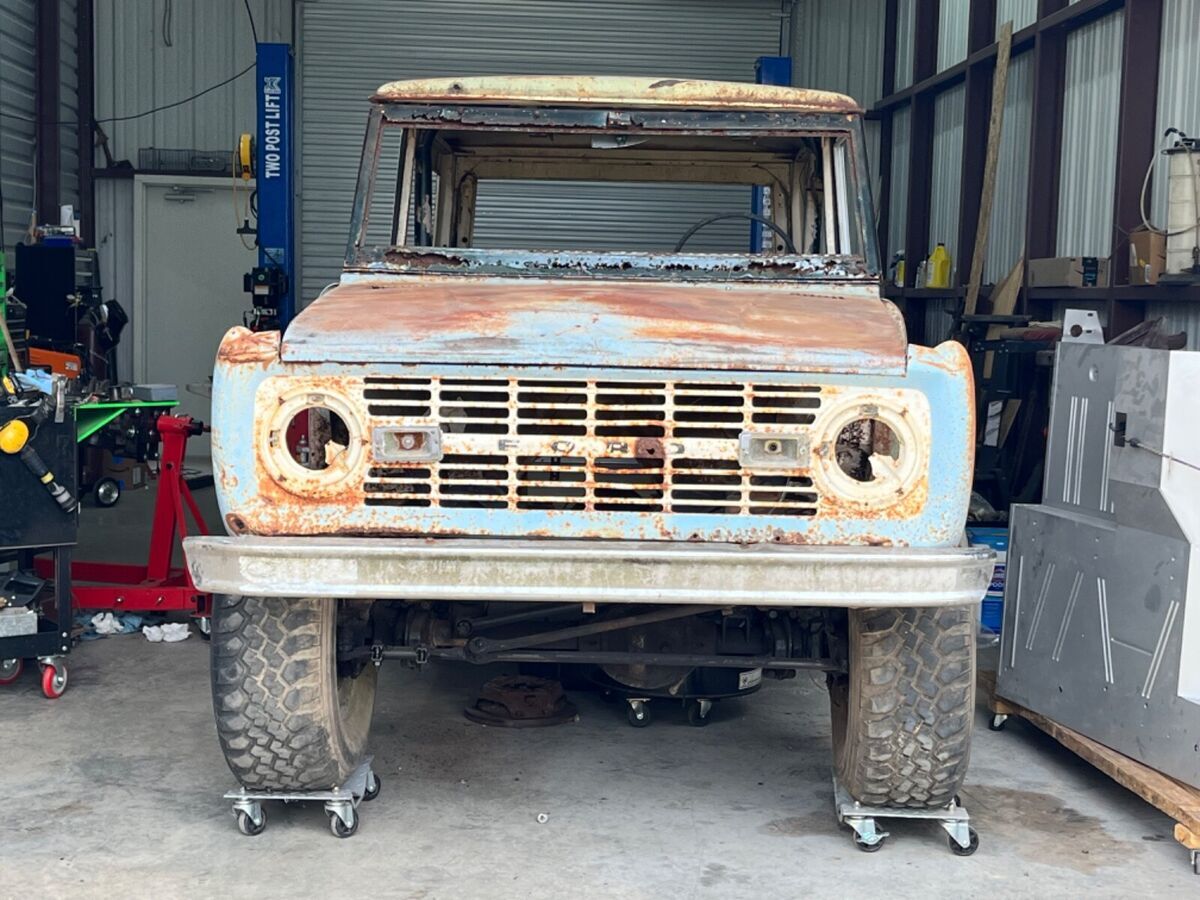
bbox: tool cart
[0,377,78,698]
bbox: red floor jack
[36,415,213,640]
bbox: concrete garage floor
[1,487,1194,898]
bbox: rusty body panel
[282,275,906,375]
[207,330,975,549]
[371,76,860,114]
[199,75,980,566]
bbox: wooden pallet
[979,669,1200,874]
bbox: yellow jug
[926,242,952,288]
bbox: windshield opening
[347,107,878,277]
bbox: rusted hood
[281,275,906,374]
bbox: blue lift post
[749,56,792,253]
[245,43,297,330]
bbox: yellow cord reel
[236,133,255,180]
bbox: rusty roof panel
[371,76,862,115]
[280,275,906,374]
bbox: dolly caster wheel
[236,808,266,836]
[40,661,67,699]
[329,810,358,838]
[685,698,712,727]
[988,714,1008,732]
[0,658,22,685]
[627,699,651,728]
[853,832,885,853]
[363,772,381,802]
[950,827,980,856]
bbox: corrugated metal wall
[928,84,964,251]
[92,0,293,331]
[895,0,915,89]
[984,50,1033,283]
[1,0,36,251]
[1150,0,1200,348]
[299,0,781,301]
[887,104,911,263]
[94,177,134,377]
[792,0,885,107]
[937,0,969,72]
[59,0,80,215]
[791,0,885,203]
[924,84,965,343]
[1056,11,1124,257]
[93,0,292,165]
[996,0,1037,31]
[1151,0,1200,227]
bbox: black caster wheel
[853,833,885,853]
[196,617,212,642]
[685,700,711,727]
[988,714,1008,732]
[627,702,651,728]
[329,812,359,838]
[236,809,266,836]
[94,477,121,508]
[950,827,980,857]
[363,773,381,802]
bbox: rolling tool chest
[0,393,77,698]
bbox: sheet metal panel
[929,84,965,254]
[1056,12,1124,257]
[0,0,36,250]
[937,0,970,72]
[995,0,1037,32]
[281,276,906,373]
[895,0,915,90]
[58,0,79,213]
[888,105,911,263]
[93,0,292,162]
[984,51,1034,284]
[791,0,886,107]
[299,0,781,305]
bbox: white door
[136,178,256,465]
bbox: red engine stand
[36,414,212,618]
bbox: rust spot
[225,513,249,534]
[282,276,906,374]
[634,437,663,460]
[370,76,863,114]
[218,327,281,364]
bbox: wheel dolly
[226,757,382,838]
[34,414,212,624]
[832,774,979,856]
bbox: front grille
[362,377,820,516]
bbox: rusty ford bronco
[185,76,992,815]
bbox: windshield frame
[344,102,881,279]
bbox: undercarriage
[345,601,846,682]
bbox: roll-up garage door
[298,0,782,302]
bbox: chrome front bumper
[183,536,994,608]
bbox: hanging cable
[0,63,254,127]
[243,0,260,45]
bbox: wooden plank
[983,259,1024,378]
[964,22,1014,316]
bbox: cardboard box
[1129,227,1166,285]
[102,450,151,494]
[1027,256,1111,288]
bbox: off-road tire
[210,595,377,790]
[830,605,975,808]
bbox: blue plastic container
[966,526,1008,633]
